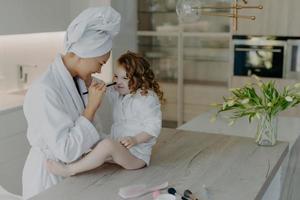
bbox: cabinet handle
[235,47,282,53]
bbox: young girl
[46,51,164,177]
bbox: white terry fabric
[106,87,162,166]
[22,54,101,200]
[64,6,121,58]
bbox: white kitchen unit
[137,0,231,126]
[235,0,300,36]
[161,82,228,122]
[0,94,29,195]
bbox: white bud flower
[222,102,227,110]
[285,96,293,102]
[241,98,249,104]
[255,113,261,119]
[294,83,300,88]
[229,88,240,92]
[227,100,235,106]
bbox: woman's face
[77,51,111,81]
[113,66,130,95]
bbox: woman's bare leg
[46,138,145,177]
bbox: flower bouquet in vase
[212,76,300,146]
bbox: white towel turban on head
[64,6,121,58]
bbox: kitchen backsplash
[0,32,64,91]
[0,31,113,92]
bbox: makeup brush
[92,76,116,87]
[106,82,117,87]
[183,189,198,200]
[82,82,116,95]
[168,188,190,200]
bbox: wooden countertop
[30,128,288,200]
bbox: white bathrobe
[107,87,162,166]
[22,54,101,199]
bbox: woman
[22,7,121,199]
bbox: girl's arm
[120,132,153,149]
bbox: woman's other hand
[120,136,138,149]
[83,80,106,121]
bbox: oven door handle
[235,47,282,53]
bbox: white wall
[69,0,111,20]
[0,0,70,35]
[0,32,65,92]
[0,0,136,92]
[0,31,115,92]
[111,0,137,60]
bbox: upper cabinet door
[233,0,289,36]
[0,0,70,35]
[286,0,300,36]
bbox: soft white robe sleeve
[24,85,100,163]
[136,94,162,137]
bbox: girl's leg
[46,138,145,177]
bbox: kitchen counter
[30,128,288,200]
[0,90,26,114]
[178,110,300,148]
[0,94,24,113]
[178,111,300,200]
[0,90,28,195]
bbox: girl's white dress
[106,87,162,166]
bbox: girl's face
[76,51,111,82]
[114,66,130,95]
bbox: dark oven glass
[234,45,284,78]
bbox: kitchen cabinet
[235,0,300,36]
[0,0,70,35]
[111,0,138,60]
[235,0,288,36]
[0,107,29,195]
[161,82,228,124]
[137,0,231,126]
[286,0,300,36]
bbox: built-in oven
[286,39,300,79]
[233,38,287,78]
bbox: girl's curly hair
[117,51,165,103]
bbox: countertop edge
[255,143,289,200]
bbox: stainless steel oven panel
[235,47,282,53]
[286,40,300,79]
[233,39,288,78]
[233,39,287,47]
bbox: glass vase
[255,113,278,146]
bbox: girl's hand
[120,136,138,149]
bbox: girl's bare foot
[46,160,73,177]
